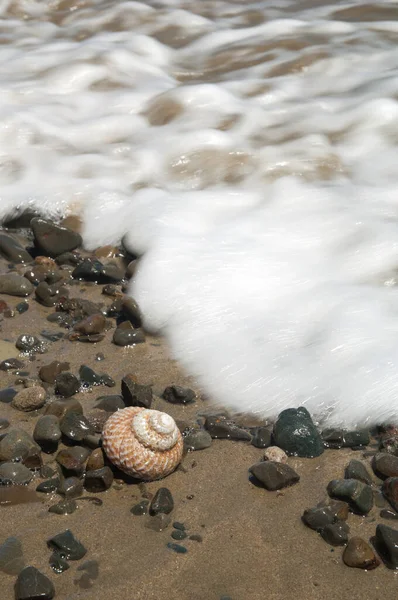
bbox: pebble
[327,479,373,515]
[162,385,196,405]
[173,522,186,531]
[60,412,94,442]
[33,416,61,451]
[36,478,60,494]
[150,487,174,515]
[49,498,78,515]
[372,453,398,480]
[204,415,251,441]
[11,386,46,412]
[251,427,272,449]
[0,233,32,263]
[39,361,70,384]
[344,459,373,485]
[122,297,142,327]
[49,552,70,573]
[375,524,398,568]
[56,446,90,475]
[31,217,82,256]
[322,428,370,449]
[0,418,10,430]
[55,372,80,397]
[131,500,150,515]
[189,534,203,542]
[145,513,171,531]
[0,358,25,371]
[15,566,55,600]
[73,313,106,336]
[380,509,398,520]
[79,365,112,387]
[57,477,84,499]
[35,281,68,307]
[72,258,124,283]
[0,387,17,404]
[273,407,324,457]
[44,398,83,419]
[343,537,380,569]
[86,448,105,472]
[47,530,86,560]
[0,536,24,575]
[263,446,288,463]
[95,395,125,412]
[166,542,187,554]
[320,522,350,546]
[381,477,398,511]
[0,274,33,297]
[113,323,145,346]
[171,530,187,541]
[0,429,40,462]
[0,462,33,485]
[302,501,349,531]
[84,467,114,492]
[249,461,300,491]
[16,302,29,314]
[184,429,212,451]
[16,335,47,354]
[121,375,152,409]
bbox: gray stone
[249,461,300,491]
[39,361,70,384]
[0,274,33,297]
[0,462,33,485]
[48,499,78,515]
[301,501,349,531]
[327,479,373,515]
[33,415,61,446]
[345,459,373,485]
[273,407,324,457]
[204,415,251,441]
[15,566,55,600]
[57,477,84,499]
[121,375,152,408]
[55,372,80,397]
[320,522,350,546]
[60,411,94,442]
[31,217,82,257]
[44,398,83,420]
[47,529,86,560]
[184,429,212,451]
[162,385,196,405]
[372,453,398,480]
[113,324,145,346]
[251,427,272,449]
[0,429,40,463]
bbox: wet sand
[0,246,398,600]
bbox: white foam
[1,0,398,426]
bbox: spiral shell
[102,407,183,481]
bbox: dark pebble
[57,477,84,499]
[173,522,186,531]
[72,258,124,283]
[189,534,203,542]
[113,323,145,346]
[322,428,370,449]
[327,479,373,515]
[55,372,80,397]
[33,415,61,448]
[382,477,398,511]
[56,446,90,475]
[95,395,125,412]
[0,429,40,463]
[302,501,349,531]
[60,411,94,442]
[166,542,187,554]
[79,365,108,387]
[345,459,373,485]
[84,467,114,492]
[273,407,324,457]
[122,297,142,327]
[0,418,10,430]
[0,536,24,575]
[15,566,55,600]
[184,429,212,452]
[0,462,33,485]
[31,217,82,257]
[35,282,68,307]
[121,375,152,409]
[36,478,60,494]
[86,448,105,472]
[48,499,78,515]
[372,453,398,480]
[380,509,398,520]
[162,385,196,405]
[375,523,398,568]
[47,530,86,560]
[150,487,174,515]
[0,387,17,404]
[320,522,350,546]
[0,233,32,264]
[16,302,29,314]
[0,358,25,371]
[251,426,272,449]
[130,500,150,516]
[49,552,70,573]
[171,530,187,540]
[44,398,83,420]
[86,409,111,433]
[249,461,300,491]
[204,415,251,441]
[40,329,65,342]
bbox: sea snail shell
[102,407,183,481]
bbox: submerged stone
[14,566,55,600]
[47,530,86,560]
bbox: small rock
[56,446,90,475]
[16,302,29,314]
[0,233,31,263]
[345,459,373,485]
[263,446,288,463]
[173,522,186,531]
[320,522,350,546]
[11,386,46,412]
[249,461,300,491]
[36,478,60,494]
[171,530,187,541]
[31,217,82,257]
[251,427,272,449]
[327,479,373,515]
[44,398,83,420]
[86,448,105,472]
[382,477,398,511]
[150,488,174,515]
[162,386,196,405]
[121,375,152,409]
[16,335,47,354]
[166,542,187,554]
[39,361,70,384]
[49,552,70,573]
[47,530,86,560]
[0,358,25,371]
[0,462,33,485]
[0,274,33,297]
[49,498,78,515]
[113,323,145,346]
[204,415,251,441]
[33,416,61,449]
[145,513,171,531]
[85,408,111,433]
[55,372,80,397]
[35,281,68,307]
[14,566,55,600]
[84,467,114,492]
[302,501,349,531]
[0,418,10,430]
[343,537,380,569]
[273,407,324,458]
[380,509,398,520]
[95,395,125,412]
[0,429,40,463]
[322,429,370,449]
[372,453,398,480]
[375,524,398,568]
[72,258,124,283]
[189,534,203,542]
[73,314,106,336]
[131,500,149,515]
[184,429,212,452]
[0,536,24,575]
[0,387,17,404]
[57,477,84,499]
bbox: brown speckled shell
[102,407,183,481]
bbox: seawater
[1,0,398,426]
